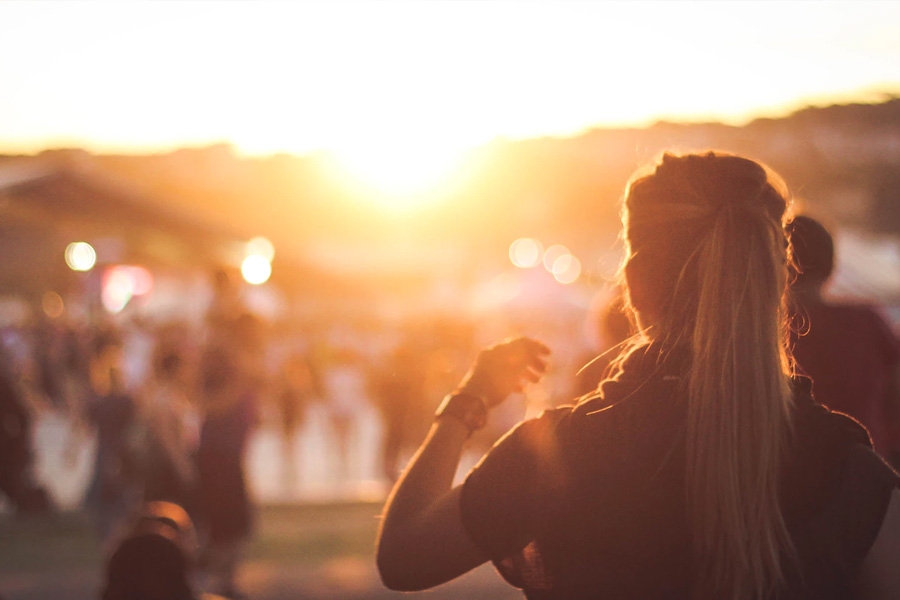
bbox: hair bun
[654,152,778,218]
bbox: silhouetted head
[622,151,791,336]
[213,268,232,294]
[102,534,193,600]
[154,350,183,382]
[785,215,834,288]
[102,502,197,600]
[107,366,126,395]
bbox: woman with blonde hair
[376,151,900,599]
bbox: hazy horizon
[3,89,897,158]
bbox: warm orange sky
[2,1,898,164]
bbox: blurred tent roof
[0,152,245,297]
[0,152,442,305]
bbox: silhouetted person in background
[34,316,90,412]
[373,342,426,483]
[321,347,369,486]
[206,269,243,332]
[101,501,226,600]
[85,343,139,547]
[141,349,197,516]
[274,352,315,492]
[198,313,261,599]
[0,347,52,515]
[788,215,900,466]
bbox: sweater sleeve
[458,408,568,561]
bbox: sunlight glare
[330,143,467,210]
[1,3,900,155]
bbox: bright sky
[1,0,898,194]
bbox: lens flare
[41,291,64,318]
[509,238,543,268]
[242,254,272,285]
[65,242,97,271]
[100,265,155,313]
[246,236,275,262]
[543,244,570,272]
[552,254,582,284]
[102,269,133,313]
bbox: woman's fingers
[523,368,542,384]
[502,338,550,365]
[529,355,548,373]
[506,337,550,356]
[461,338,551,404]
[501,338,550,384]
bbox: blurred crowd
[0,267,614,596]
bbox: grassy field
[0,502,521,600]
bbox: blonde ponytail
[623,152,795,600]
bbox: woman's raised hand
[457,337,551,408]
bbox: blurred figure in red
[788,215,900,466]
[197,313,262,599]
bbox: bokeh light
[100,265,154,314]
[64,242,96,271]
[543,244,570,272]
[242,254,272,285]
[41,291,64,318]
[246,236,275,262]
[509,238,544,268]
[127,266,154,296]
[552,254,582,284]
[102,269,133,314]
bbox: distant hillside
[6,97,900,267]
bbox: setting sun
[322,137,475,210]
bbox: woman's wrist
[454,374,494,406]
[434,391,488,437]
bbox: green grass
[0,511,102,574]
[0,501,525,600]
[246,501,383,564]
[0,501,384,575]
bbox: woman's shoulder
[497,405,573,449]
[505,398,639,446]
[785,377,899,551]
[789,376,873,448]
[564,362,686,433]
